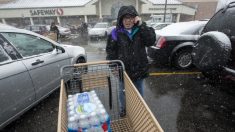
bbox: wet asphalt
[2,35,235,132]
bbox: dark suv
[192,1,235,82]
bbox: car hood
[90,28,106,32]
[60,44,86,59]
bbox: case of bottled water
[67,90,111,132]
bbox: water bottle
[78,114,90,131]
[68,116,78,132]
[89,90,96,97]
[67,103,74,112]
[68,110,75,117]
[89,91,97,103]
[89,112,103,132]
[98,108,111,132]
[68,94,73,99]
[98,109,109,123]
[96,100,103,107]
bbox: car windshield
[94,23,107,28]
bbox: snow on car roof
[0,23,17,30]
[216,0,235,12]
[0,0,92,9]
[0,23,41,35]
[148,0,182,5]
[157,21,207,35]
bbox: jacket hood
[116,5,138,29]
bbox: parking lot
[2,37,235,132]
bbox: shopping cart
[46,31,57,41]
[57,60,163,132]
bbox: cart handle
[60,60,125,77]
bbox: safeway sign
[30,8,64,16]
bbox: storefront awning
[0,0,94,9]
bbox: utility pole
[163,0,168,22]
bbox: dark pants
[119,78,144,111]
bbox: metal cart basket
[57,60,163,132]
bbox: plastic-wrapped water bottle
[68,116,78,132]
[89,90,96,97]
[89,112,103,132]
[78,114,90,132]
[97,108,110,132]
[96,100,103,108]
[68,110,75,117]
[67,103,74,112]
[98,109,109,123]
[93,96,99,102]
[95,98,102,105]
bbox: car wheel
[76,57,86,63]
[76,57,87,72]
[174,48,193,69]
[192,31,232,71]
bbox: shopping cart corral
[58,60,163,132]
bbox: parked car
[0,23,87,129]
[147,20,207,69]
[25,25,49,36]
[107,20,117,35]
[88,22,111,39]
[192,0,235,82]
[46,25,71,38]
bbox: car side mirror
[56,46,65,53]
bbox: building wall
[0,0,198,27]
[181,0,218,2]
[101,0,135,17]
[0,0,13,4]
[180,0,218,21]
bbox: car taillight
[156,36,166,48]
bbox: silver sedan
[0,24,86,129]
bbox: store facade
[0,0,196,28]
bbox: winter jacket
[50,25,59,34]
[106,5,156,81]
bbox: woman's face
[122,15,135,29]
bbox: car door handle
[32,59,44,66]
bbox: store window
[5,18,30,28]
[33,17,57,25]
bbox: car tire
[76,57,88,72]
[192,31,232,71]
[174,48,193,69]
